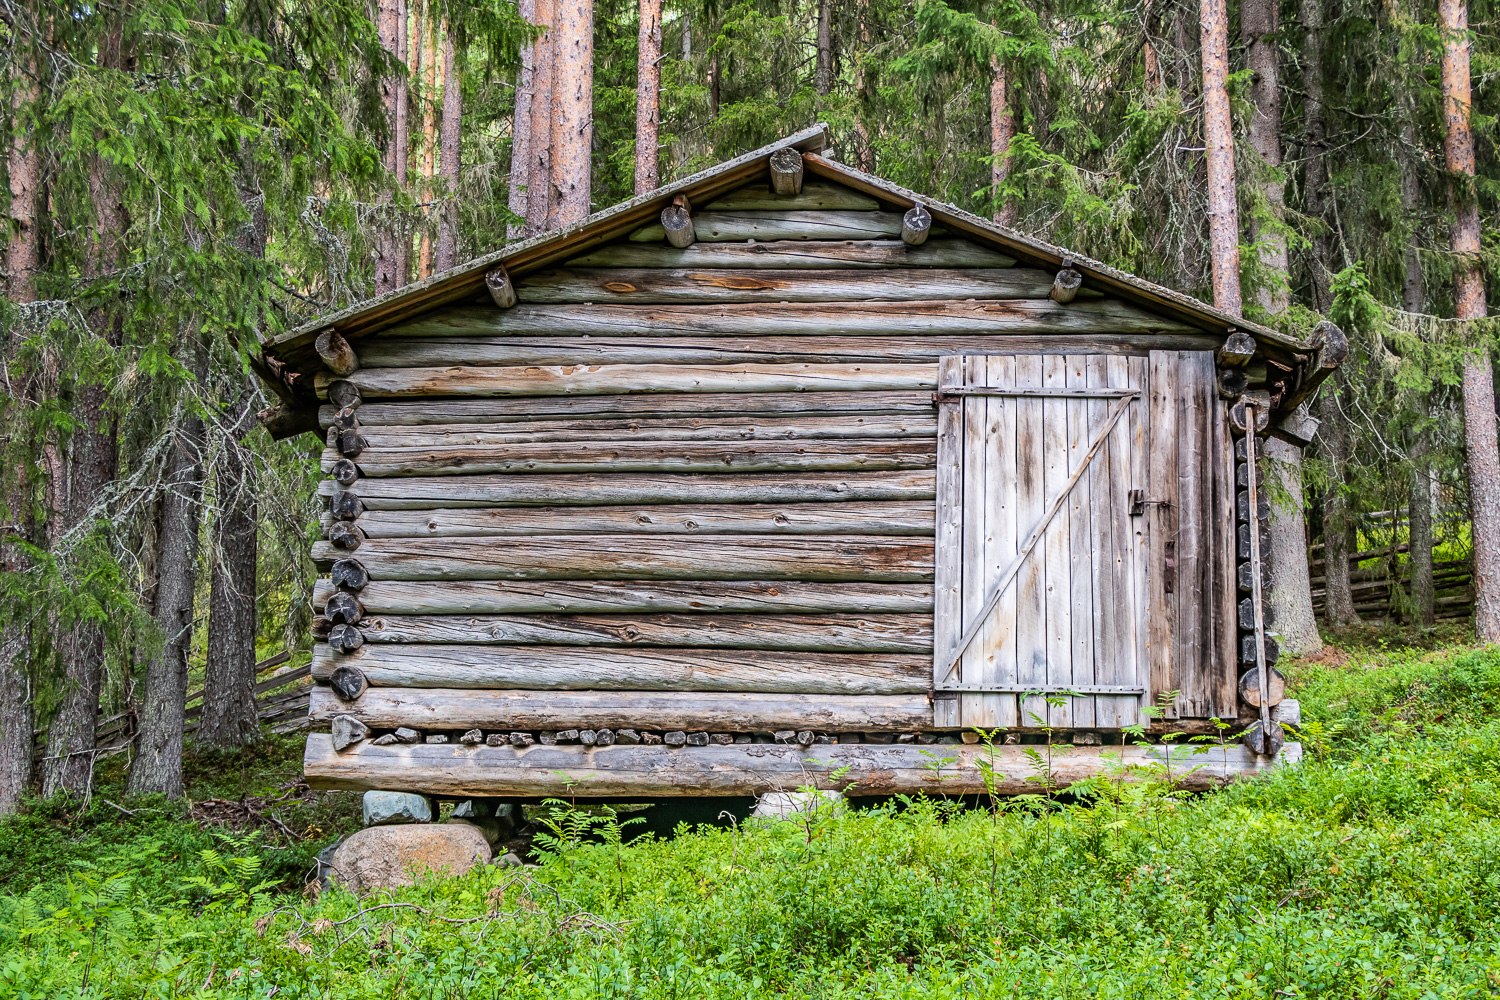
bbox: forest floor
[3,622,1499,999]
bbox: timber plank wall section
[261,129,1327,797]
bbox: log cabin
[256,125,1343,800]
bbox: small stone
[459,729,483,746]
[837,732,862,744]
[1072,731,1102,746]
[498,851,524,868]
[752,732,775,744]
[509,731,535,747]
[917,733,940,745]
[864,733,896,744]
[710,733,733,745]
[642,731,662,745]
[450,799,488,819]
[751,790,846,821]
[393,727,421,744]
[960,731,982,744]
[426,734,449,744]
[538,731,558,745]
[795,730,814,746]
[896,733,916,744]
[814,734,835,744]
[733,734,752,744]
[936,735,961,745]
[594,728,616,746]
[773,730,796,744]
[371,733,399,746]
[332,715,370,753]
[663,731,687,747]
[615,728,641,744]
[556,729,580,743]
[362,790,432,826]
[579,729,598,746]
[686,731,709,746]
[486,733,506,746]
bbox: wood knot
[603,281,637,293]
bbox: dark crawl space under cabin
[253,125,1345,799]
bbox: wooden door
[933,354,1150,730]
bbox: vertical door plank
[1085,356,1121,726]
[1125,354,1151,728]
[1207,356,1239,719]
[1042,355,1073,727]
[1065,355,1096,728]
[1146,351,1180,719]
[933,355,965,728]
[1174,351,1208,717]
[1101,355,1140,728]
[1014,354,1046,726]
[958,356,988,727]
[976,355,1020,728]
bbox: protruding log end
[331,459,360,486]
[331,558,369,591]
[325,590,365,625]
[661,204,696,248]
[1239,632,1280,665]
[1218,367,1250,399]
[1312,319,1349,367]
[1237,667,1286,708]
[1216,330,1258,367]
[769,148,804,195]
[315,328,360,376]
[1239,718,1285,756]
[330,490,364,521]
[330,664,370,702]
[485,266,518,309]
[336,429,367,457]
[257,403,320,441]
[328,520,366,551]
[329,623,365,654]
[327,380,362,410]
[1050,267,1083,304]
[900,206,932,246]
[331,405,359,432]
[311,615,333,640]
[1229,392,1272,433]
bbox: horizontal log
[356,333,1207,368]
[703,180,880,211]
[325,500,936,539]
[512,267,1090,305]
[342,612,932,652]
[313,579,934,615]
[303,736,1303,797]
[629,210,915,243]
[379,299,1193,340]
[566,238,1017,270]
[310,534,934,581]
[321,438,936,477]
[320,390,936,428]
[307,686,934,731]
[319,470,937,508]
[318,362,937,400]
[346,414,937,448]
[312,643,930,692]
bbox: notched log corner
[257,403,320,441]
[315,328,360,377]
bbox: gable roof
[258,124,1311,408]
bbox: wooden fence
[1309,541,1474,622]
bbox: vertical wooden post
[1243,405,1275,753]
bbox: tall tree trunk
[1316,379,1361,626]
[1199,0,1242,315]
[1301,0,1333,315]
[435,19,461,271]
[548,0,593,229]
[375,0,403,295]
[853,0,873,171]
[419,2,438,279]
[508,0,536,240]
[1266,430,1322,652]
[708,53,720,118]
[1242,0,1288,314]
[815,0,832,96]
[989,55,1017,227]
[1399,113,1434,625]
[126,339,207,798]
[634,0,662,194]
[1439,0,1500,641]
[525,0,556,236]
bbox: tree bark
[1439,0,1500,641]
[525,0,555,236]
[1300,0,1333,314]
[508,0,536,240]
[1265,431,1322,652]
[853,0,873,171]
[435,18,461,271]
[1199,0,1242,315]
[1408,426,1436,624]
[393,0,410,286]
[375,0,403,295]
[634,0,662,194]
[1316,377,1361,626]
[548,0,593,229]
[990,54,1017,228]
[418,0,438,279]
[127,341,207,798]
[1241,0,1288,314]
[815,0,832,96]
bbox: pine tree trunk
[709,54,720,118]
[525,0,556,236]
[1300,0,1333,314]
[126,340,207,798]
[1439,0,1500,641]
[548,0,593,229]
[418,2,438,279]
[201,403,258,747]
[375,0,403,295]
[634,0,662,194]
[990,55,1017,227]
[1316,377,1361,626]
[1409,427,1436,624]
[435,20,461,271]
[1199,0,1242,315]
[853,0,873,171]
[508,0,536,240]
[1241,0,1288,314]
[1266,432,1322,652]
[393,0,410,286]
[815,0,832,96]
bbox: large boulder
[327,824,493,894]
[751,790,846,821]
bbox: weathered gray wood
[566,238,1016,270]
[311,644,929,693]
[1064,356,1096,728]
[327,501,935,539]
[511,267,1080,305]
[317,362,938,400]
[1042,355,1073,726]
[330,491,364,520]
[327,380,361,409]
[1146,352,1178,718]
[313,578,934,615]
[321,391,936,428]
[258,402,321,440]
[332,459,358,485]
[324,591,365,624]
[329,663,369,701]
[320,437,936,477]
[1175,352,1209,717]
[901,206,932,246]
[931,357,964,728]
[1050,268,1083,304]
[630,210,911,243]
[315,329,360,376]
[379,299,1196,341]
[1210,376,1239,718]
[320,470,937,508]
[705,179,878,211]
[1121,355,1151,729]
[661,205,696,248]
[331,558,369,590]
[327,521,365,550]
[355,333,1212,369]
[485,266,518,308]
[769,148,804,194]
[347,414,937,447]
[1216,331,1257,367]
[308,685,934,731]
[350,612,933,651]
[1237,666,1285,707]
[329,623,364,653]
[310,534,934,581]
[304,734,1304,797]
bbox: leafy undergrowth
[6,635,1500,998]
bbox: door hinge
[1129,489,1174,516]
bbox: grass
[5,631,1500,998]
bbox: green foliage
[179,831,282,912]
